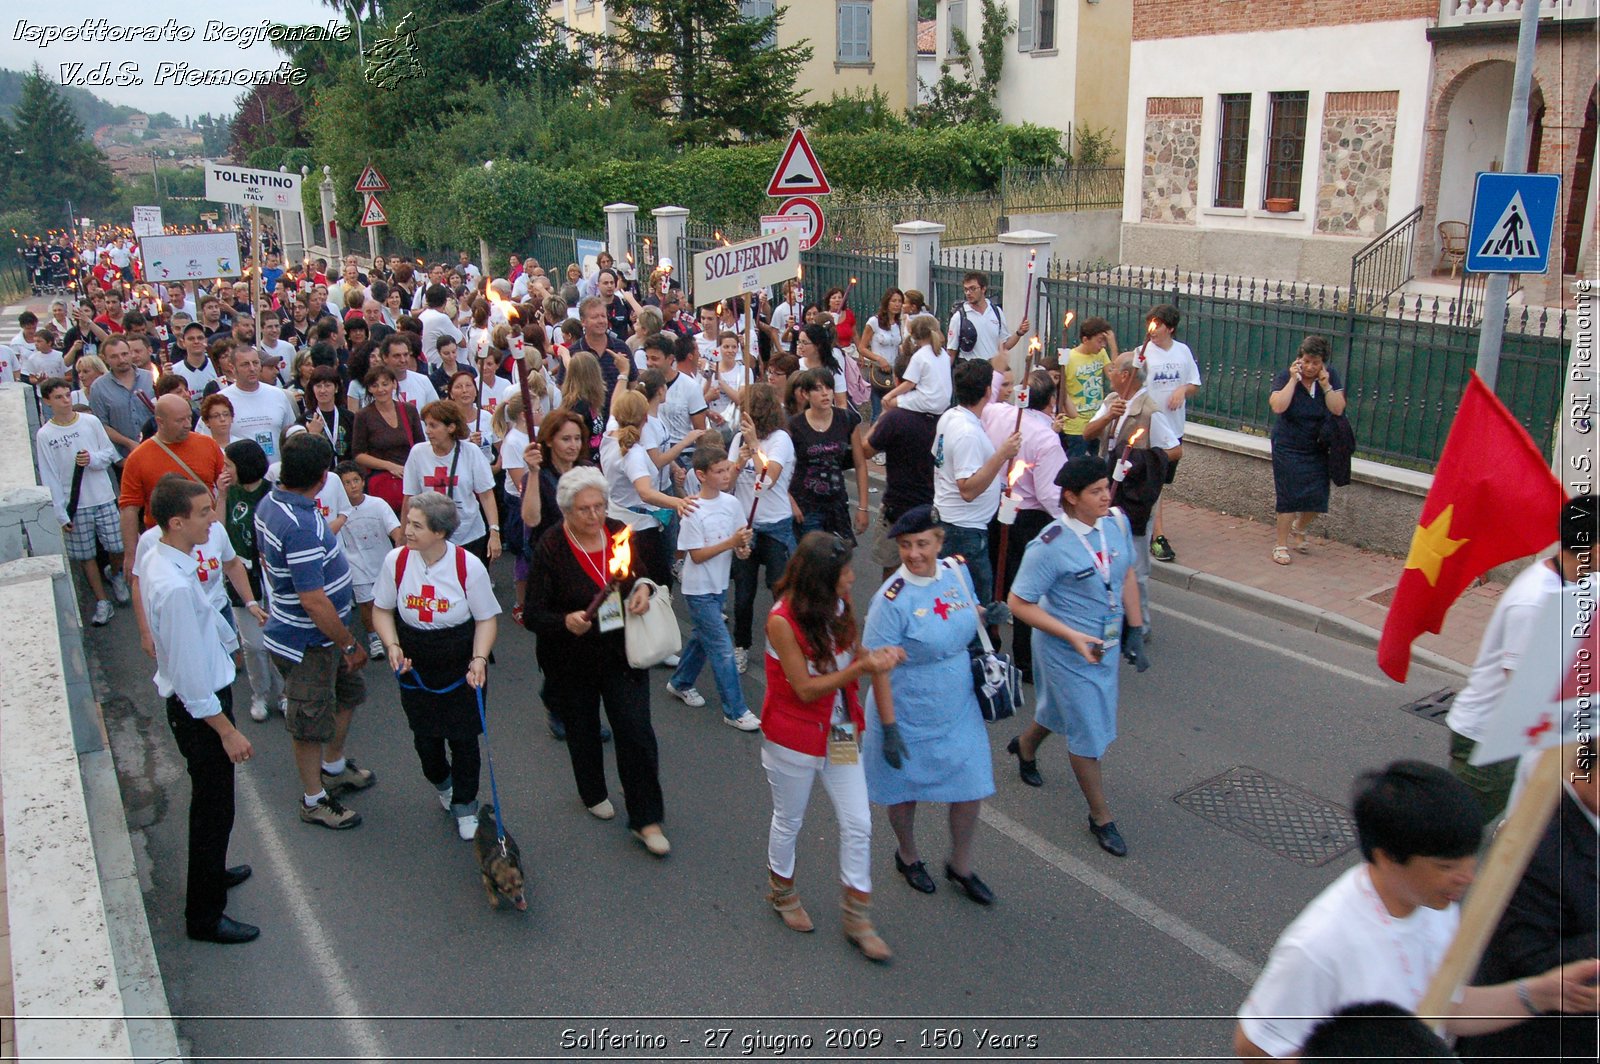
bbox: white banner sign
[139,233,242,281]
[132,206,163,237]
[204,164,303,210]
[1472,578,1596,764]
[691,231,800,307]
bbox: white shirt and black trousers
[144,540,242,937]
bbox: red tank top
[760,597,864,757]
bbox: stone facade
[1142,97,1202,225]
[1131,0,1438,40]
[1314,91,1399,236]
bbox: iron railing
[1000,166,1124,215]
[1349,205,1423,314]
[1036,262,1569,470]
[929,246,1005,318]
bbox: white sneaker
[249,699,269,722]
[661,653,681,668]
[456,813,477,840]
[666,683,705,707]
[435,784,453,811]
[108,572,131,605]
[734,647,749,674]
[367,633,385,659]
[278,696,288,716]
[587,798,616,820]
[871,452,886,466]
[723,711,762,732]
[90,600,114,626]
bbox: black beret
[887,503,937,539]
[1055,455,1110,492]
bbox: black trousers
[412,734,482,807]
[547,664,664,830]
[988,508,1054,676]
[165,689,237,932]
[731,527,794,648]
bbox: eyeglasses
[568,503,606,517]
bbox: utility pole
[1473,0,1542,393]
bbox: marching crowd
[11,242,1596,1059]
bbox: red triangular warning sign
[354,164,389,193]
[359,194,388,227]
[766,129,831,197]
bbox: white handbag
[624,578,682,669]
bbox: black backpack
[956,302,1003,354]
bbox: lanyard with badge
[566,526,624,633]
[1069,521,1119,663]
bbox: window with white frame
[1018,0,1057,52]
[838,2,872,65]
[741,0,778,47]
[947,1,967,53]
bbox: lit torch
[794,263,804,310]
[843,276,857,308]
[488,285,535,439]
[1134,318,1158,364]
[583,526,635,621]
[746,448,770,527]
[1020,248,1037,333]
[1113,427,1147,483]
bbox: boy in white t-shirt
[665,438,759,730]
[1139,304,1201,563]
[35,377,128,624]
[882,316,951,415]
[335,462,402,659]
[1235,760,1595,1058]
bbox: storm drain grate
[1173,766,1357,867]
[1400,687,1457,726]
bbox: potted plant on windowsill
[1264,197,1295,214]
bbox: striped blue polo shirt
[256,487,354,662]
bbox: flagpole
[1414,743,1570,1031]
[1472,0,1541,394]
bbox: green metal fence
[796,247,896,315]
[929,247,1004,318]
[1036,263,1570,471]
[1000,166,1124,214]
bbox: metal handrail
[1348,205,1423,313]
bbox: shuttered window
[838,2,872,64]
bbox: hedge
[439,123,1066,250]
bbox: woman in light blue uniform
[1004,457,1150,857]
[862,505,997,904]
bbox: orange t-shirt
[117,433,227,526]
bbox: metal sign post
[1472,0,1543,393]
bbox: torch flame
[625,251,634,266]
[608,526,633,579]
[485,284,518,323]
[1027,336,1042,356]
[1063,310,1076,331]
[796,264,803,280]
[754,448,770,482]
[1007,460,1031,488]
[1146,319,1158,335]
[1128,427,1147,447]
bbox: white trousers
[233,604,284,706]
[762,739,872,892]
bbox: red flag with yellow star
[1377,373,1566,682]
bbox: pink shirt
[981,403,1065,518]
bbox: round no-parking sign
[771,197,824,251]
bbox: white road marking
[235,771,388,1060]
[980,806,1262,985]
[1151,602,1389,688]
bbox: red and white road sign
[359,194,388,228]
[766,129,831,197]
[355,164,390,193]
[767,197,825,251]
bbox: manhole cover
[1400,687,1457,726]
[1173,767,1357,867]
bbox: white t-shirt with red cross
[401,441,496,545]
[372,543,500,631]
[134,520,236,615]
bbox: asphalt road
[88,530,1463,1064]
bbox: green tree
[0,67,114,229]
[601,1,813,145]
[915,0,1011,128]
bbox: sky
[2,0,341,119]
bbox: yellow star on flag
[1404,504,1470,586]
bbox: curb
[1149,562,1471,680]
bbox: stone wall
[1142,97,1202,225]
[1315,91,1399,236]
[1131,0,1438,40]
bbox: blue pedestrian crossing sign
[1466,172,1560,274]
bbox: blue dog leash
[401,668,507,852]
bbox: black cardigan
[523,517,643,678]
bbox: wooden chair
[1437,220,1468,278]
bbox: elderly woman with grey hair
[371,490,502,841]
[523,467,670,856]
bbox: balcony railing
[1438,0,1598,29]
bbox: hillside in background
[0,68,180,135]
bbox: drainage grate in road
[1173,766,1357,867]
[1400,687,1458,726]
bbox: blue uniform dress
[862,559,996,805]
[1012,513,1134,759]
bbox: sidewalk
[1153,499,1499,675]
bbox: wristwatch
[489,524,501,531]
[340,642,359,656]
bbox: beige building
[935,1,1131,158]
[548,1,917,112]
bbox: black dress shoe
[944,864,995,905]
[222,865,252,889]
[1089,818,1128,857]
[187,915,261,944]
[1006,736,1043,787]
[894,852,936,894]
